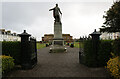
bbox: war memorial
[49,4,66,53]
[1,2,119,78]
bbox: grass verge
[74,42,84,48]
[37,43,45,49]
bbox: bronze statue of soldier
[49,4,62,23]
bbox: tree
[100,1,120,32]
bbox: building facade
[62,34,73,42]
[42,34,54,42]
[42,34,73,42]
[0,29,21,41]
[100,32,120,40]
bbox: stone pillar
[53,22,64,46]
[89,29,101,67]
[50,21,66,53]
[19,30,31,69]
[54,22,62,39]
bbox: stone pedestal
[50,22,67,53]
[53,38,64,46]
[54,22,62,38]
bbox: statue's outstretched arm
[49,8,54,11]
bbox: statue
[49,4,66,53]
[49,4,62,22]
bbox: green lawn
[74,42,79,48]
[36,42,83,49]
[37,43,46,49]
[74,42,84,48]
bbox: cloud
[0,2,2,27]
[2,2,113,40]
[2,0,114,2]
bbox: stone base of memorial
[50,22,67,53]
[50,38,67,53]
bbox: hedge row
[81,40,113,67]
[82,40,94,66]
[113,39,120,56]
[98,40,112,66]
[0,55,15,74]
[2,41,21,64]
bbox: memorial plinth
[49,4,66,53]
[54,22,62,38]
[50,22,66,53]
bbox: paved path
[6,47,109,77]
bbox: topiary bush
[98,40,112,66]
[0,55,15,74]
[2,41,21,64]
[106,56,120,78]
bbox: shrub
[2,41,21,64]
[98,40,112,66]
[106,56,120,78]
[0,55,15,74]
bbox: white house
[0,29,21,41]
[100,32,120,40]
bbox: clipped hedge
[2,41,21,64]
[0,55,15,74]
[83,40,95,67]
[81,40,113,67]
[113,38,120,56]
[98,40,112,66]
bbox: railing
[29,37,37,66]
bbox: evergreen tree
[100,1,120,32]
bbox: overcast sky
[1,0,114,41]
